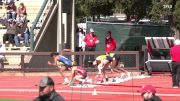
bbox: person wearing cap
[105,31,116,52]
[0,18,18,45]
[33,76,65,101]
[84,28,99,67]
[48,50,73,85]
[138,85,162,101]
[170,39,180,88]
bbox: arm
[94,36,99,44]
[48,57,58,66]
[112,38,117,50]
[68,67,76,86]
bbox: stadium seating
[0,0,43,51]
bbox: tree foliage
[113,0,152,21]
[75,0,114,22]
[75,0,180,36]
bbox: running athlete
[68,66,87,86]
[48,52,73,84]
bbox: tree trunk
[168,14,180,39]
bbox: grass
[0,99,29,101]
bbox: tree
[150,0,180,38]
[75,0,114,22]
[114,0,152,21]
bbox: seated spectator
[0,42,6,69]
[16,2,27,23]
[0,18,18,45]
[15,21,30,47]
[6,1,16,20]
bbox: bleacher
[0,0,43,51]
[0,0,44,66]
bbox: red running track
[0,75,179,101]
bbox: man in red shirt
[105,31,116,52]
[170,39,180,88]
[84,28,99,67]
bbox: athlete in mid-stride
[48,50,73,84]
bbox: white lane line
[0,88,180,97]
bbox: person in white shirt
[75,28,85,51]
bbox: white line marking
[0,88,180,97]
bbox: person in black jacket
[33,76,65,101]
[138,85,163,101]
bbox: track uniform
[58,56,72,68]
[74,66,87,79]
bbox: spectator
[16,2,27,23]
[75,27,85,52]
[84,28,99,67]
[15,21,30,47]
[138,85,162,101]
[33,76,65,101]
[2,0,14,5]
[0,42,6,69]
[170,39,180,88]
[105,31,116,52]
[6,1,16,20]
[75,27,85,65]
[0,18,18,45]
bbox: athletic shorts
[106,56,113,62]
[113,54,121,61]
[82,72,87,79]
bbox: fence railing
[0,51,143,72]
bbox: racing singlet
[58,56,72,66]
[96,55,107,61]
[75,66,87,75]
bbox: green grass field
[0,99,29,101]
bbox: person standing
[105,31,116,52]
[33,76,65,101]
[75,28,85,65]
[84,28,99,67]
[170,39,180,88]
[75,28,85,52]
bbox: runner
[68,66,88,86]
[48,51,73,84]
